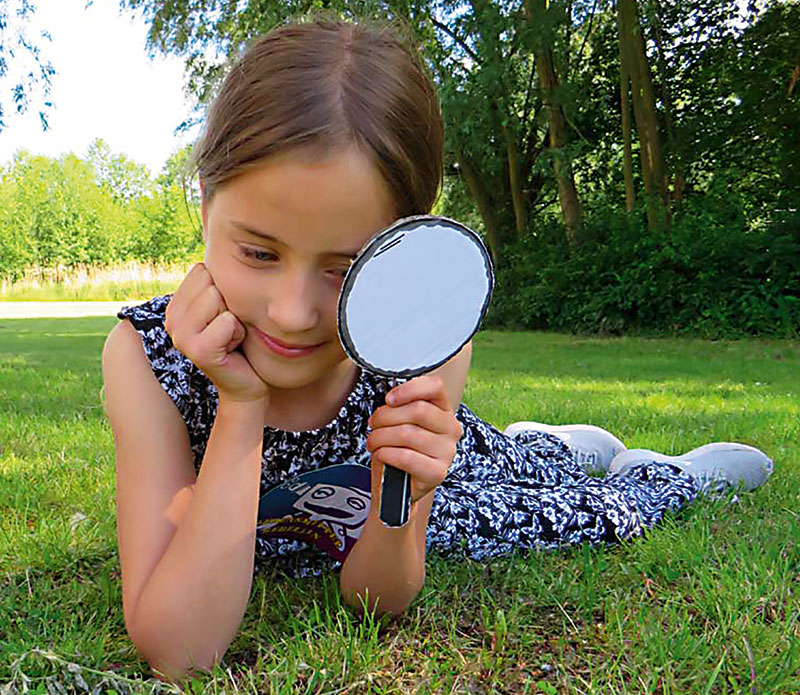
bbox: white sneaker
[607,442,774,492]
[503,421,627,474]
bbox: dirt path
[0,300,142,319]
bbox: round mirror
[338,215,494,378]
[337,215,494,528]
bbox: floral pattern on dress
[119,295,698,577]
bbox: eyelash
[241,247,277,263]
[240,247,349,279]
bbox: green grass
[1,321,798,694]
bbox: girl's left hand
[366,375,463,504]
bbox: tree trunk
[455,148,503,264]
[535,45,583,245]
[651,0,684,204]
[619,28,636,213]
[618,0,669,231]
[524,0,582,245]
[467,0,528,242]
[503,123,527,235]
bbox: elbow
[138,638,218,684]
[146,656,215,685]
[339,576,424,619]
[127,618,219,684]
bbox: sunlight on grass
[1,320,798,693]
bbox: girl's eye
[242,247,277,263]
[327,267,349,280]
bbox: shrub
[487,198,800,338]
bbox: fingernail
[387,393,396,406]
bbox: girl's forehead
[209,148,396,251]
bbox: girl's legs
[437,410,771,562]
[430,422,699,561]
[608,443,773,493]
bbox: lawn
[1,317,798,694]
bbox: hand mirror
[337,215,494,527]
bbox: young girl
[101,18,773,683]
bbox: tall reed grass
[0,260,199,301]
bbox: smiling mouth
[255,328,324,358]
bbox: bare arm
[104,320,266,682]
[339,341,471,615]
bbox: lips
[254,327,324,358]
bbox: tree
[0,145,202,280]
[525,0,583,244]
[120,0,797,268]
[617,0,668,231]
[87,138,153,202]
[121,0,601,259]
[0,0,55,132]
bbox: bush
[487,198,800,338]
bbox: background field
[1,318,798,694]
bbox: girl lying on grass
[101,17,773,683]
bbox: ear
[200,179,209,245]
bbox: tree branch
[429,17,478,63]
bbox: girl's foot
[503,422,627,474]
[607,442,774,492]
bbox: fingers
[366,374,463,503]
[367,421,457,462]
[182,284,228,336]
[385,374,453,412]
[367,374,462,459]
[164,263,227,349]
[201,311,246,364]
[161,264,267,402]
[370,398,458,435]
[164,265,241,364]
[374,449,447,498]
[164,263,212,331]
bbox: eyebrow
[231,221,360,259]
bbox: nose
[265,266,321,334]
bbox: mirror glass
[338,216,494,378]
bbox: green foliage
[0,0,55,131]
[488,197,800,338]
[0,143,201,281]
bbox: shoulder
[117,294,171,327]
[103,316,195,459]
[102,318,173,419]
[112,295,174,366]
[102,318,147,377]
[107,295,211,423]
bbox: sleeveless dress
[118,295,699,578]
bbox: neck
[264,360,359,432]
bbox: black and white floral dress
[118,295,698,578]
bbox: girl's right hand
[164,263,268,404]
